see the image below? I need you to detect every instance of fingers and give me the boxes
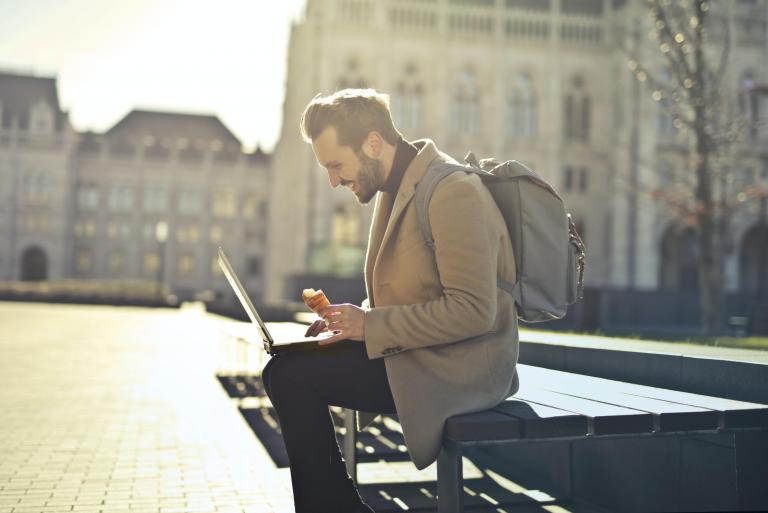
[304,319,328,337]
[318,331,348,346]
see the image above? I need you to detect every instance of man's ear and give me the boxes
[361,131,383,159]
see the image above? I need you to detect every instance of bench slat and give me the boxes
[492,399,589,438]
[514,388,655,435]
[518,366,720,432]
[444,410,522,442]
[518,364,768,430]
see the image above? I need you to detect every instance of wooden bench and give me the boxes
[216,320,768,511]
[343,363,768,513]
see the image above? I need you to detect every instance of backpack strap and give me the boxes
[414,161,494,247]
[414,160,522,306]
[413,161,469,249]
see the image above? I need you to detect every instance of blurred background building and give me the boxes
[266,0,768,322]
[1,0,766,333]
[0,72,270,304]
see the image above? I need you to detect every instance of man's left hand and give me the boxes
[318,303,365,345]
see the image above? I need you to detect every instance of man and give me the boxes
[261,89,520,513]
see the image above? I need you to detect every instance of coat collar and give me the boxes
[365,139,441,289]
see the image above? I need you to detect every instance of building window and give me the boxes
[247,256,262,277]
[564,75,590,141]
[107,223,118,240]
[739,71,760,140]
[24,214,49,232]
[22,174,51,205]
[331,204,361,246]
[564,166,573,192]
[143,252,161,274]
[451,71,480,135]
[76,248,92,273]
[211,256,223,277]
[30,101,54,135]
[108,185,133,212]
[579,168,588,192]
[210,225,224,243]
[143,186,168,213]
[176,225,200,244]
[337,57,367,90]
[241,194,262,220]
[76,220,96,238]
[107,250,125,274]
[506,73,536,138]
[391,64,423,132]
[76,185,99,211]
[657,69,675,135]
[178,189,202,215]
[177,254,196,276]
[212,189,237,218]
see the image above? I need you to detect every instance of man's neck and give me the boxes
[379,141,397,182]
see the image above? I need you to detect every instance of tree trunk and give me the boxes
[693,0,724,336]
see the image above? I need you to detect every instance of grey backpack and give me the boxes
[414,152,586,323]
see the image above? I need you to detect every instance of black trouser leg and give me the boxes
[262,340,396,513]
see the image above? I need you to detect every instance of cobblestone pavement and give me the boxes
[0,301,295,513]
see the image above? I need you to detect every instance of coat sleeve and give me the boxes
[364,174,500,360]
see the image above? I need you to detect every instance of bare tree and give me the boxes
[622,0,767,336]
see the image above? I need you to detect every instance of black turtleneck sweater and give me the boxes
[380,138,418,195]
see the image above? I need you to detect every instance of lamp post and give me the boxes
[155,221,168,301]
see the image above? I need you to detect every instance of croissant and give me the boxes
[302,288,330,313]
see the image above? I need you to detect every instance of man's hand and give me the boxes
[315,303,366,346]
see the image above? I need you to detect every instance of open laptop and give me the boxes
[217,247,333,355]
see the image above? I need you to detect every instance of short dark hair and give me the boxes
[300,88,401,149]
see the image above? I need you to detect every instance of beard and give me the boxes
[353,151,384,205]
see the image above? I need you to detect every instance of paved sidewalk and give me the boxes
[0,301,294,513]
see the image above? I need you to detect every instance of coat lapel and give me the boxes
[364,191,394,305]
[370,140,441,279]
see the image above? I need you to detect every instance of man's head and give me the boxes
[300,89,401,204]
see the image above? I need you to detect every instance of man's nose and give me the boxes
[328,170,341,188]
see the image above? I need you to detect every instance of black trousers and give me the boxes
[262,340,397,513]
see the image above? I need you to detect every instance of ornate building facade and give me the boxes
[266,0,768,303]
[0,72,270,303]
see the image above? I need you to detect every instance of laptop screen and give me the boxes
[217,247,273,347]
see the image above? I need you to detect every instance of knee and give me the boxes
[261,356,277,399]
[261,354,298,403]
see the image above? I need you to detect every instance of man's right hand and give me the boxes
[304,319,329,337]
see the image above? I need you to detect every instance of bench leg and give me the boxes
[343,408,357,484]
[735,430,768,510]
[437,441,463,513]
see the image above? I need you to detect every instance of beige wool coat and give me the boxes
[357,139,520,470]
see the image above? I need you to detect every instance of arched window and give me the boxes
[451,71,479,135]
[20,246,48,281]
[337,57,367,90]
[391,63,423,132]
[564,75,590,141]
[506,73,536,138]
[659,225,699,291]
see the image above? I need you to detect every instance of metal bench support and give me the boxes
[437,440,464,513]
[343,408,358,483]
